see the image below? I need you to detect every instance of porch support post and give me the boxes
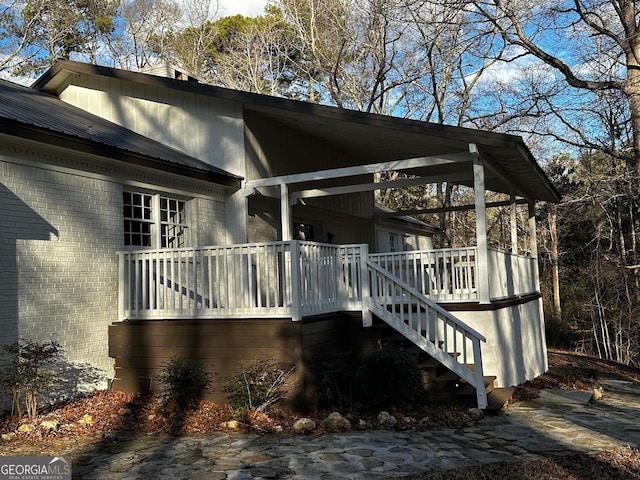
[528,201,540,288]
[471,145,490,303]
[510,190,518,255]
[360,243,372,327]
[290,240,302,321]
[280,183,293,241]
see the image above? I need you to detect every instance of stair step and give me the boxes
[437,370,461,381]
[419,352,462,371]
[485,387,516,413]
[418,357,441,370]
[456,376,497,397]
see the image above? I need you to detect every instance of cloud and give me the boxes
[218,0,268,17]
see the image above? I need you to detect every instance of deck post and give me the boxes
[281,183,293,241]
[471,145,490,304]
[290,240,302,321]
[528,202,540,288]
[118,252,126,321]
[510,190,518,255]
[360,243,372,326]
[472,336,488,409]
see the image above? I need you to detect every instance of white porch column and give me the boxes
[510,191,518,255]
[280,183,293,241]
[528,201,540,288]
[472,146,491,303]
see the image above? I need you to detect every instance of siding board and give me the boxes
[109,313,367,409]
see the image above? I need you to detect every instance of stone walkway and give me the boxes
[71,379,640,479]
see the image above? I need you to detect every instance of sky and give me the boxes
[217,0,269,17]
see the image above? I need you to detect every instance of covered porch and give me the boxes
[114,133,559,410]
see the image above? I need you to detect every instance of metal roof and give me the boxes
[0,78,240,187]
[33,60,560,203]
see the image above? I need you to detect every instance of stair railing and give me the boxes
[366,259,488,409]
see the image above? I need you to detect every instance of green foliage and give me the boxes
[224,358,294,413]
[157,357,212,409]
[354,348,423,412]
[0,339,64,418]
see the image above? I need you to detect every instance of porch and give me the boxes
[118,242,539,321]
[116,241,540,409]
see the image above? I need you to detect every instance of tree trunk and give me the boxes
[549,204,561,320]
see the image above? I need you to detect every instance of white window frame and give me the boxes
[389,233,398,252]
[123,190,189,249]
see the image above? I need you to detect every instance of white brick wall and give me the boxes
[0,158,230,412]
[192,197,227,246]
[0,161,121,410]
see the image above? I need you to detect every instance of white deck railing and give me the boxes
[118,241,367,321]
[118,243,540,321]
[366,259,487,409]
[369,247,479,302]
[487,248,538,300]
[117,241,515,409]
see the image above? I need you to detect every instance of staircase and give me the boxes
[365,259,496,410]
[376,328,515,412]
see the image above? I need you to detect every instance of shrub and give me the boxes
[0,339,64,418]
[224,358,294,413]
[317,351,356,411]
[354,348,423,412]
[157,357,212,409]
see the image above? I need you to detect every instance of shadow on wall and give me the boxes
[0,183,59,411]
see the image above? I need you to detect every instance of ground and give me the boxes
[1,348,640,478]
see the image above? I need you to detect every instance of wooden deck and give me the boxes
[113,241,540,409]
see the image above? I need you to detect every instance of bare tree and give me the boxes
[468,0,640,173]
[208,15,298,95]
[104,0,182,70]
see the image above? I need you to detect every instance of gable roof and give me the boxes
[33,60,560,203]
[375,204,439,234]
[0,78,241,188]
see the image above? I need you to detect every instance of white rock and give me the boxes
[40,419,60,430]
[377,411,397,428]
[292,417,316,433]
[320,412,351,431]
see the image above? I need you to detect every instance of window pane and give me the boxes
[160,196,187,248]
[123,192,154,247]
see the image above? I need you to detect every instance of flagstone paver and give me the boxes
[5,379,640,479]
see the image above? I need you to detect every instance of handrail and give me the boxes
[366,259,487,409]
[369,247,479,302]
[117,241,365,321]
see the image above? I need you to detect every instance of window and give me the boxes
[294,222,314,241]
[389,233,397,252]
[123,191,188,248]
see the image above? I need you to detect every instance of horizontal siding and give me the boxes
[109,314,366,409]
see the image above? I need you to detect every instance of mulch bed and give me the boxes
[3,348,640,478]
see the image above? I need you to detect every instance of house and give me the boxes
[375,204,438,252]
[0,60,560,412]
